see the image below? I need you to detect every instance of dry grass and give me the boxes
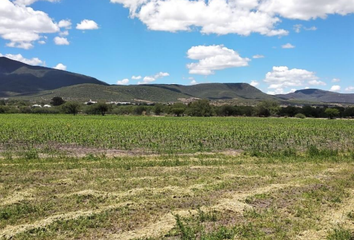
[0,153,353,239]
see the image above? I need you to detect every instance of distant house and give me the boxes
[32,104,42,108]
[116,102,131,105]
[85,99,97,105]
[43,104,51,108]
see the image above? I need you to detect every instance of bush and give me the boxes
[295,113,306,119]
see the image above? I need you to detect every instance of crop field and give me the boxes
[0,115,354,239]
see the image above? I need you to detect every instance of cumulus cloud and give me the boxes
[186,45,250,75]
[117,78,130,85]
[332,78,340,82]
[264,66,325,94]
[111,0,354,36]
[282,43,295,49]
[76,20,99,30]
[0,53,43,65]
[54,36,69,45]
[111,0,288,36]
[0,0,59,49]
[132,75,142,80]
[258,0,354,20]
[345,86,354,92]
[58,19,72,29]
[138,72,169,84]
[250,80,259,87]
[330,85,341,92]
[54,63,66,70]
[253,55,265,59]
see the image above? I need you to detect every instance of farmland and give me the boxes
[0,115,354,239]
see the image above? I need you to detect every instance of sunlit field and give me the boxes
[1,115,353,239]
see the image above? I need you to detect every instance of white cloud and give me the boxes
[54,36,69,45]
[294,24,317,33]
[188,77,198,85]
[117,78,130,85]
[76,20,99,30]
[304,26,317,31]
[332,78,340,82]
[138,72,169,84]
[59,31,69,36]
[54,63,66,70]
[0,0,59,49]
[250,80,259,87]
[186,45,250,75]
[38,40,46,44]
[0,53,43,65]
[258,0,354,21]
[190,79,198,85]
[111,0,288,36]
[111,0,354,37]
[330,85,341,92]
[282,43,295,49]
[264,66,325,94]
[253,55,265,59]
[294,24,302,33]
[345,86,354,92]
[14,0,59,6]
[132,75,142,80]
[58,20,72,29]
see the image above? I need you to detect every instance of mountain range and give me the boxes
[1,57,353,104]
[0,57,107,97]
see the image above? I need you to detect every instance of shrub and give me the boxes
[295,113,306,119]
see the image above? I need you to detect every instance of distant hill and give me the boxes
[0,57,107,97]
[150,83,272,100]
[276,89,354,104]
[15,83,275,103]
[3,57,354,104]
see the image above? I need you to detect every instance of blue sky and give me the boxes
[0,0,353,94]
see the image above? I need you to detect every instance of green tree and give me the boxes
[169,103,187,117]
[255,100,280,117]
[186,99,214,117]
[50,96,66,106]
[153,103,164,115]
[61,102,81,115]
[86,103,110,116]
[325,108,340,119]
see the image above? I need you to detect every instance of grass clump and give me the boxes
[327,227,354,240]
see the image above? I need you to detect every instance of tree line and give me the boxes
[1,98,354,119]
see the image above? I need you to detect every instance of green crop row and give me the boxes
[0,114,353,154]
